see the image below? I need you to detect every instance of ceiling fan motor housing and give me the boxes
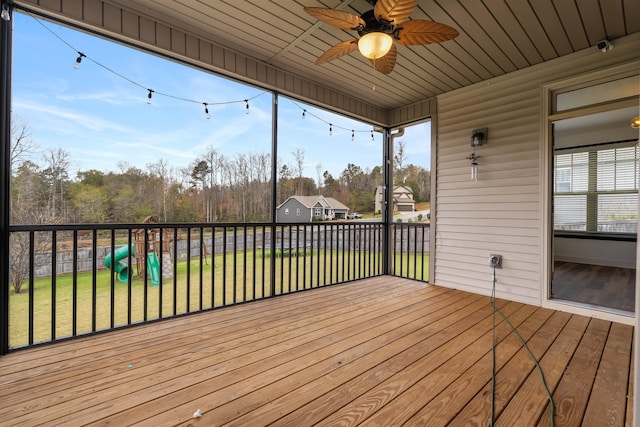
[357,10,394,36]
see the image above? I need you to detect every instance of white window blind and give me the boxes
[554,145,639,234]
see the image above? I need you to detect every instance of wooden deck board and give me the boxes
[0,277,633,427]
[583,322,634,426]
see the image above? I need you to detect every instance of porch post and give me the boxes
[382,127,392,275]
[269,92,278,296]
[0,0,12,355]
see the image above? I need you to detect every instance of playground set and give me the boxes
[104,216,173,286]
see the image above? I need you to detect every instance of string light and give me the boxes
[1,3,10,21]
[73,52,85,70]
[290,101,378,143]
[28,12,378,139]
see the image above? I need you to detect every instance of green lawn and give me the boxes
[9,249,428,348]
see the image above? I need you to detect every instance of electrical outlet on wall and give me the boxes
[489,254,502,268]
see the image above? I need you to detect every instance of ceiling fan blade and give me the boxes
[395,20,459,45]
[370,43,397,74]
[374,0,418,25]
[315,40,359,64]
[303,7,365,31]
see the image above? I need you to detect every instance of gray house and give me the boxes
[276,195,349,223]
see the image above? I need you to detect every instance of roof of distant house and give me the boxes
[277,195,349,210]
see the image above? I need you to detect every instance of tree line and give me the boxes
[10,117,430,225]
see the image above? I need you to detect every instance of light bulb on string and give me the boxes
[302,109,306,119]
[371,130,374,142]
[147,89,154,105]
[244,99,249,114]
[73,52,85,70]
[203,102,210,120]
[0,4,10,21]
[351,130,355,142]
[329,124,333,136]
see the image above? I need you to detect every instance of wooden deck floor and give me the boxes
[0,277,634,426]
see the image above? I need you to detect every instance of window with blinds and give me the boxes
[554,144,639,234]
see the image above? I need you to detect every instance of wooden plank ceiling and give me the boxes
[96,0,640,111]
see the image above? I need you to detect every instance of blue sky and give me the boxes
[12,11,430,180]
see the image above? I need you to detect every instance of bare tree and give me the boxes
[147,159,170,222]
[9,118,47,293]
[292,148,305,195]
[41,148,72,222]
[202,146,224,222]
[316,163,323,195]
[394,139,407,184]
[10,115,38,169]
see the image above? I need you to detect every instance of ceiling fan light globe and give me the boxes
[358,32,393,59]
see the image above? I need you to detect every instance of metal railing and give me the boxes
[391,223,430,281]
[7,221,414,349]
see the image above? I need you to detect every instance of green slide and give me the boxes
[146,252,160,287]
[104,244,160,286]
[104,244,134,282]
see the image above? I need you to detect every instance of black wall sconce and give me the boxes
[467,128,487,181]
[471,128,487,147]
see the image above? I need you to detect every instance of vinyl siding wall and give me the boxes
[434,32,640,306]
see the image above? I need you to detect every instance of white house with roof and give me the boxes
[276,195,349,223]
[375,185,416,213]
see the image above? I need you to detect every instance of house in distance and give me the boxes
[276,195,349,223]
[375,185,416,213]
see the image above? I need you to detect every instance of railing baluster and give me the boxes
[158,228,164,317]
[303,225,308,289]
[341,224,345,282]
[323,224,327,285]
[287,226,292,292]
[222,227,227,305]
[295,225,300,291]
[92,230,97,332]
[172,227,178,316]
[199,226,204,310]
[252,226,256,299]
[243,226,247,301]
[143,227,149,321]
[345,224,349,281]
[211,226,216,307]
[28,231,35,345]
[72,230,78,336]
[51,230,57,341]
[186,227,191,312]
[233,226,238,303]
[127,229,132,324]
[109,229,116,328]
[262,225,272,298]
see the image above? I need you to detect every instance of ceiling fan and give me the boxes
[304,0,459,74]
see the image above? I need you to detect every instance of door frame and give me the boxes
[540,61,639,325]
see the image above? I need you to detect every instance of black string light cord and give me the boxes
[294,101,378,141]
[28,10,264,109]
[22,8,377,140]
[490,265,556,426]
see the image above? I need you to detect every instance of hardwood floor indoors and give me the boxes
[552,261,636,313]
